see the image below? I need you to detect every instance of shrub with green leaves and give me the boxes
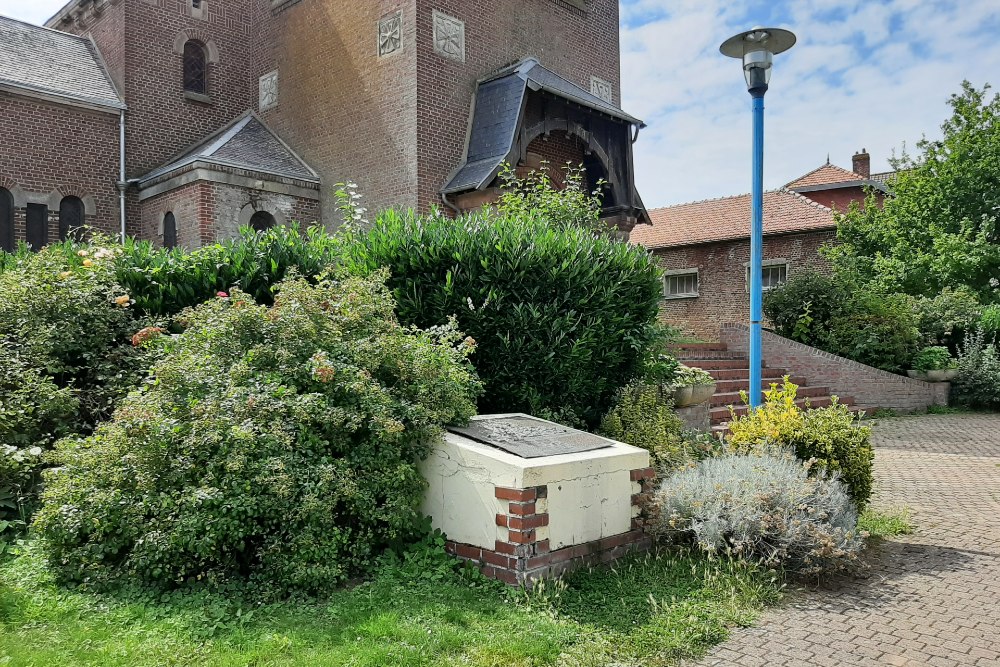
[911,288,982,348]
[33,272,481,596]
[763,270,846,345]
[952,331,1000,410]
[339,207,662,427]
[912,346,955,372]
[727,380,874,510]
[651,448,864,576]
[599,383,688,472]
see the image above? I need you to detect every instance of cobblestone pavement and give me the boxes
[687,414,1000,667]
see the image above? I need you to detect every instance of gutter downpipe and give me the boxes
[440,191,462,216]
[118,109,126,243]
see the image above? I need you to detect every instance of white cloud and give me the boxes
[0,0,66,25]
[622,0,1000,207]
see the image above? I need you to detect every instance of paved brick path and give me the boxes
[688,414,1000,667]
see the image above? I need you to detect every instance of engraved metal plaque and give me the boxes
[448,414,614,459]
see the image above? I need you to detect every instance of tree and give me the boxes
[827,82,1000,303]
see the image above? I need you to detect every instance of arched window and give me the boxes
[163,212,177,249]
[0,188,13,252]
[59,196,85,242]
[183,40,208,94]
[249,210,276,232]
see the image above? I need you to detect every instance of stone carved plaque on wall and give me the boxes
[432,10,465,62]
[378,10,402,57]
[590,76,613,104]
[259,70,279,111]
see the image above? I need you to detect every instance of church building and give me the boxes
[0,0,647,250]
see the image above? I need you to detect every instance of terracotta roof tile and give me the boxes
[630,188,834,250]
[785,163,863,188]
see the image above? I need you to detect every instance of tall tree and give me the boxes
[828,82,1000,302]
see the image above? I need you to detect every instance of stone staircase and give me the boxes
[672,342,854,428]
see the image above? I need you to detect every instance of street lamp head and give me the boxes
[720,27,796,96]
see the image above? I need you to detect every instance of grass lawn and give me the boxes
[0,542,781,667]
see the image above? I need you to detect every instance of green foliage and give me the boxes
[912,346,955,372]
[727,380,875,510]
[0,345,79,449]
[763,270,847,344]
[673,364,716,387]
[952,331,1000,410]
[33,273,481,597]
[980,304,1000,344]
[599,383,688,472]
[764,272,920,372]
[339,204,663,427]
[912,287,982,348]
[822,291,921,374]
[652,448,864,576]
[495,163,607,231]
[0,540,781,667]
[827,82,1000,301]
[858,507,914,538]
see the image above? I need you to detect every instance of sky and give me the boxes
[4,0,1000,208]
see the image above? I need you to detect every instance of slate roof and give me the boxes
[442,58,643,195]
[0,14,123,110]
[785,163,863,188]
[629,189,835,250]
[869,170,898,184]
[139,112,318,184]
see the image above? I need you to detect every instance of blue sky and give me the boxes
[6,0,1000,208]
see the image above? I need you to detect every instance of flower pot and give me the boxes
[925,369,958,382]
[673,385,695,408]
[907,370,927,381]
[688,383,717,407]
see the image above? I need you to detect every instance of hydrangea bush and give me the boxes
[34,272,481,596]
[651,448,864,576]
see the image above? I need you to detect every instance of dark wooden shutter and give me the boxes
[26,203,48,250]
[59,196,85,241]
[163,212,177,249]
[0,188,13,252]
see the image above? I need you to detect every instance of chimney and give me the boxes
[852,148,871,179]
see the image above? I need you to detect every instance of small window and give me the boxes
[59,196,85,242]
[249,210,276,232]
[183,40,208,94]
[163,212,178,249]
[664,270,699,299]
[26,203,48,250]
[746,262,789,291]
[0,188,13,252]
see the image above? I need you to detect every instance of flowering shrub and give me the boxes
[599,382,688,472]
[727,380,874,510]
[952,331,1000,410]
[672,364,716,387]
[34,272,481,596]
[339,204,662,426]
[651,448,864,576]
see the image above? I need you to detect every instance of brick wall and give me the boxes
[654,230,837,340]
[139,181,214,247]
[414,0,621,212]
[720,324,950,413]
[0,94,120,239]
[140,179,320,248]
[256,0,419,220]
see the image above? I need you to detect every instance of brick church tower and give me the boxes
[0,0,646,249]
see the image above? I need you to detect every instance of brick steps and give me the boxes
[677,343,854,426]
[709,384,832,408]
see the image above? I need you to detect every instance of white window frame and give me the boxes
[744,259,789,292]
[663,268,699,299]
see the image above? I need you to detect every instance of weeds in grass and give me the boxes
[859,507,915,538]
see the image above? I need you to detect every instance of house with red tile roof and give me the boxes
[631,151,892,340]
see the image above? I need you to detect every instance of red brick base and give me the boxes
[446,466,657,587]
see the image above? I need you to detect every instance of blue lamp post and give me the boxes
[720,27,796,409]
